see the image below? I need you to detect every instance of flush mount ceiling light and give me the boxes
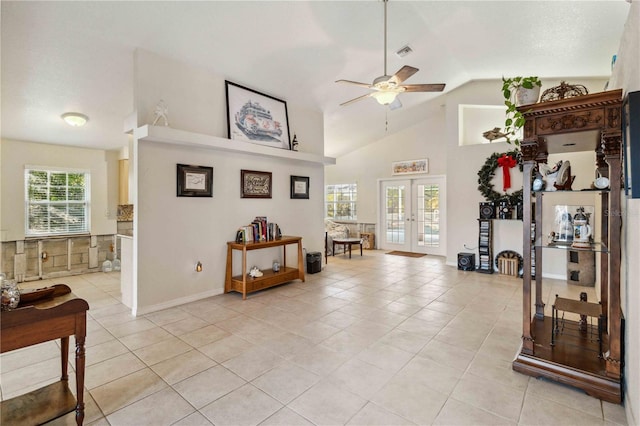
[61,112,89,127]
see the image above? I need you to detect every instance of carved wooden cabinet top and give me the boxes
[520,89,622,159]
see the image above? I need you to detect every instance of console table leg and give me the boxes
[61,336,69,381]
[75,333,86,425]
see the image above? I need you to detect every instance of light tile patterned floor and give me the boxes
[1,251,628,425]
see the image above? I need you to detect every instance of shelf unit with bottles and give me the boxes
[512,89,623,403]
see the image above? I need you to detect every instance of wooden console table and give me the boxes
[1,285,89,425]
[225,236,305,299]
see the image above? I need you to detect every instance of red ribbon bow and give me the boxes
[497,154,517,191]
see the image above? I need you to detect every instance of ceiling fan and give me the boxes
[336,0,445,109]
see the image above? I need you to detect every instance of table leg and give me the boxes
[225,245,232,293]
[360,242,363,256]
[333,240,336,257]
[75,332,86,425]
[348,243,352,259]
[60,337,69,381]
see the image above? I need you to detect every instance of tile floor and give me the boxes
[1,251,628,425]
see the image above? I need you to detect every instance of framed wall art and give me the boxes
[241,170,272,198]
[392,159,428,175]
[290,175,310,199]
[225,81,291,150]
[177,164,213,197]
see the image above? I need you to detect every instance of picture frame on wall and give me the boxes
[290,175,310,199]
[392,159,429,175]
[225,80,291,150]
[177,164,213,197]
[241,170,272,198]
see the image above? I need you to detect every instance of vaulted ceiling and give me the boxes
[1,1,630,158]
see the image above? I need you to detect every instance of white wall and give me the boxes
[325,102,447,224]
[610,2,640,424]
[131,50,327,314]
[134,49,324,157]
[0,139,118,241]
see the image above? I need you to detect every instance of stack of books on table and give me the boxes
[236,217,282,243]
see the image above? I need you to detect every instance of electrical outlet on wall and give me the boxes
[105,209,111,218]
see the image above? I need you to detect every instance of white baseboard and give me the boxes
[133,288,224,316]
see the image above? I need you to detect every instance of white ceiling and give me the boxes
[1,1,631,158]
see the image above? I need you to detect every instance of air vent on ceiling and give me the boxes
[395,45,413,58]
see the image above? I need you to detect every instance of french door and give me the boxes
[379,176,446,256]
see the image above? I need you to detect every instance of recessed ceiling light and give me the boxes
[61,112,89,127]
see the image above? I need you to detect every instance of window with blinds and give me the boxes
[25,168,90,236]
[325,183,357,221]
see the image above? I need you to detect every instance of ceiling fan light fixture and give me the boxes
[373,91,398,105]
[61,112,89,127]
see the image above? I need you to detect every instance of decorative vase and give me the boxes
[1,279,21,310]
[515,86,541,106]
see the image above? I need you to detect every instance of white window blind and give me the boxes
[25,168,90,236]
[325,183,357,221]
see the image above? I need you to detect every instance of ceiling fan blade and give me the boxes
[389,97,402,110]
[389,65,419,85]
[339,93,373,106]
[402,83,446,92]
[335,79,373,89]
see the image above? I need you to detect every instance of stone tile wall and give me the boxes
[0,234,116,281]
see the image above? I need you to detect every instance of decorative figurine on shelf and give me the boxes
[152,99,169,126]
[249,266,263,278]
[572,206,593,248]
[291,134,299,151]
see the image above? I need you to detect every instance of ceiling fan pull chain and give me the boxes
[385,110,388,132]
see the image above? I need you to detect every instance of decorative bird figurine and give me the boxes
[482,127,508,142]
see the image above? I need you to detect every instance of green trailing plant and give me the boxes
[502,76,542,146]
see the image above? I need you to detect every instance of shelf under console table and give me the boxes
[225,236,305,300]
[1,285,89,425]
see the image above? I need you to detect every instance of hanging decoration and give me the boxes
[497,153,517,191]
[477,150,523,205]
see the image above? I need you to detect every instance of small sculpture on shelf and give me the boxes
[248,266,263,278]
[538,160,574,191]
[572,207,593,248]
[152,99,170,126]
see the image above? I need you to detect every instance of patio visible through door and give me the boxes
[380,176,446,256]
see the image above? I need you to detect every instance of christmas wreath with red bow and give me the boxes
[477,150,523,205]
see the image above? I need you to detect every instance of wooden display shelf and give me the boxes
[228,267,300,294]
[225,236,305,299]
[515,89,623,404]
[513,316,621,403]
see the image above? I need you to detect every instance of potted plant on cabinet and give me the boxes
[502,76,542,146]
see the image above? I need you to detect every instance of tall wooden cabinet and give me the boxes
[512,89,624,403]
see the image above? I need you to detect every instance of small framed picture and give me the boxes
[392,159,429,175]
[177,164,213,197]
[241,170,272,198]
[290,175,310,199]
